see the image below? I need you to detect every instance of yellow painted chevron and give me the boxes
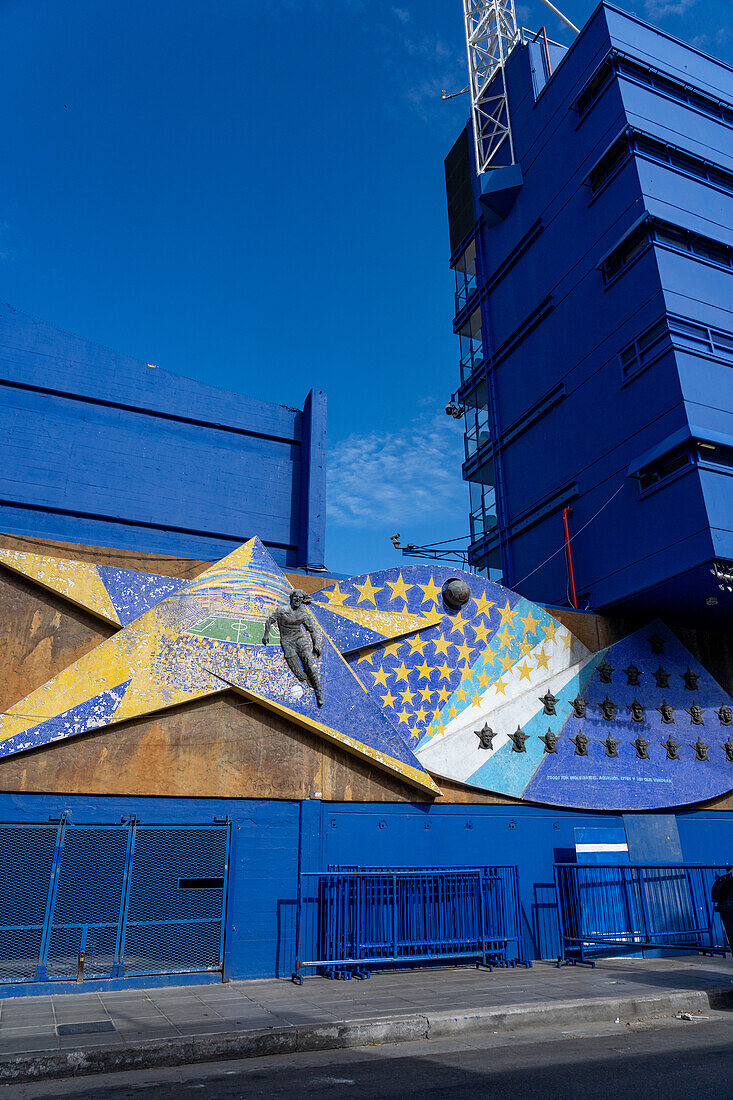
[0,549,120,626]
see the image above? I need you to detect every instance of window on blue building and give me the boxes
[457,308,485,385]
[574,56,614,118]
[587,134,631,195]
[619,318,669,380]
[469,482,497,544]
[602,217,733,286]
[637,448,691,492]
[601,223,650,282]
[463,400,491,460]
[453,239,478,314]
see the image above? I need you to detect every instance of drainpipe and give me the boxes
[562,506,578,608]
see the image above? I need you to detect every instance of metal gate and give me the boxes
[0,818,230,985]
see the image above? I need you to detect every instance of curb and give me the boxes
[1,987,731,1084]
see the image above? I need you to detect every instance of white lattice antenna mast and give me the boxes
[463,0,520,173]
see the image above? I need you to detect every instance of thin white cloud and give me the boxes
[328,411,467,528]
[644,0,696,17]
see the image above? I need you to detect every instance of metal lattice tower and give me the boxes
[463,0,520,173]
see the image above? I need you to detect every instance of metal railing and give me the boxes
[554,862,731,966]
[292,865,529,983]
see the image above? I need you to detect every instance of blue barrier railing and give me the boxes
[292,865,529,983]
[554,862,731,967]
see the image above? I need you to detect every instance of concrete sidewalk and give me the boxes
[1,957,732,1084]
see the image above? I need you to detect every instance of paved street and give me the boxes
[5,1012,733,1099]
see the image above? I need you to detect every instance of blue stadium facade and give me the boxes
[0,302,326,570]
[447,2,733,626]
[0,4,731,1000]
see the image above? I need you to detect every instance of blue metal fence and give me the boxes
[292,865,528,983]
[554,862,731,966]
[0,818,230,985]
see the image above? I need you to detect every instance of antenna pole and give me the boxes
[538,0,580,35]
[463,0,520,173]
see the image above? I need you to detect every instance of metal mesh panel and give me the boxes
[46,826,129,980]
[121,827,227,975]
[0,825,58,983]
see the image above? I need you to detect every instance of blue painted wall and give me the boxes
[448,2,733,626]
[0,303,326,568]
[1,793,731,981]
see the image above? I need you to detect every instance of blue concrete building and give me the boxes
[0,3,731,1001]
[0,302,326,570]
[446,2,733,625]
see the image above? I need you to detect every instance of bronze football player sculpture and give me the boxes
[263,590,324,706]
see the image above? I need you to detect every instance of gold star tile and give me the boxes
[493,677,507,695]
[497,600,516,626]
[396,708,411,725]
[419,686,434,703]
[393,661,412,684]
[437,662,453,683]
[381,689,397,709]
[386,573,414,603]
[400,687,416,706]
[472,620,492,645]
[473,592,496,618]
[371,666,390,688]
[520,608,539,633]
[432,635,452,657]
[517,660,532,681]
[535,649,551,670]
[407,633,428,655]
[495,625,513,649]
[436,687,450,704]
[543,619,559,645]
[499,652,515,673]
[323,582,351,608]
[415,658,433,681]
[455,640,474,664]
[353,575,383,605]
[418,576,442,605]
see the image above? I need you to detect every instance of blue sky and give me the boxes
[1,0,730,576]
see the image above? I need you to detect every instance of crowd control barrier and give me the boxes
[554,862,731,966]
[292,865,529,983]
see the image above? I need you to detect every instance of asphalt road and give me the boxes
[6,1016,733,1100]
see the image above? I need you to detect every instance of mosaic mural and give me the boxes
[0,540,441,796]
[1,547,732,810]
[314,566,733,811]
